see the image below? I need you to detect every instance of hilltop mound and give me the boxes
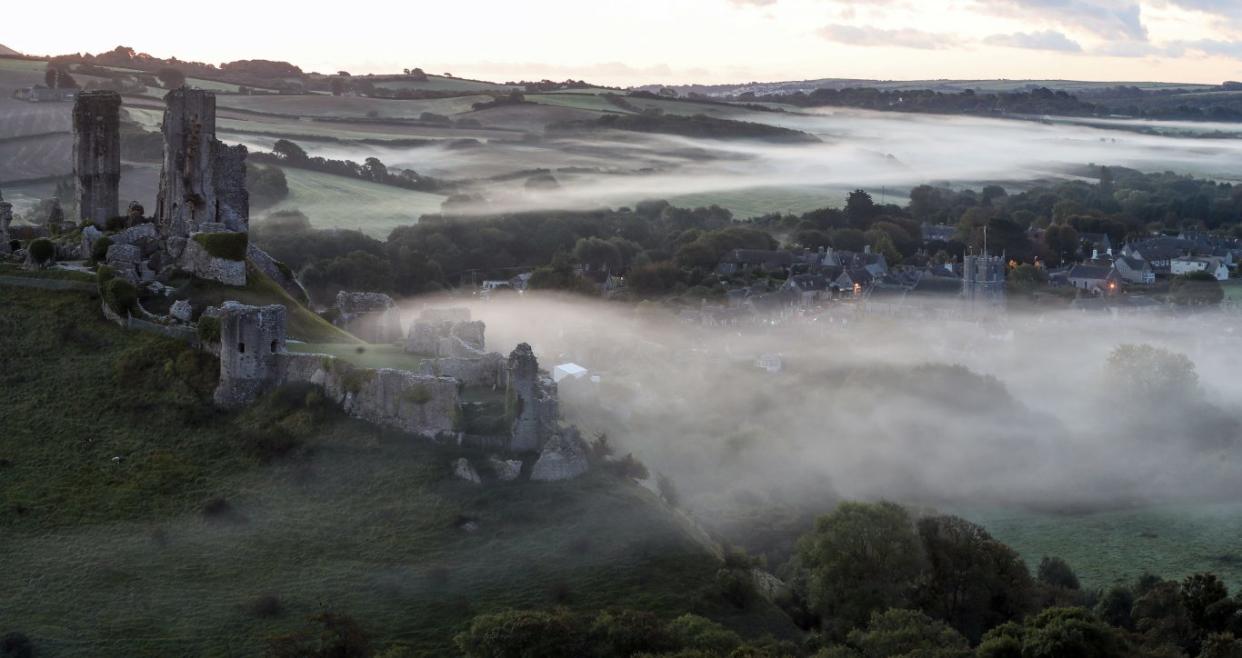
[0,280,798,655]
[0,44,20,56]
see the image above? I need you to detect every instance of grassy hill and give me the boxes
[0,44,19,56]
[0,281,798,656]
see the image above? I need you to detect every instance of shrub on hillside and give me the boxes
[27,238,54,265]
[91,236,114,263]
[193,232,249,261]
[197,315,221,344]
[102,277,138,316]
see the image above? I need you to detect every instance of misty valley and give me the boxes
[4,25,1242,658]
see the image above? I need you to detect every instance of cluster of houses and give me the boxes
[1053,232,1235,295]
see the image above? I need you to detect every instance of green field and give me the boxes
[527,92,628,113]
[0,281,796,656]
[217,93,489,119]
[964,503,1242,590]
[669,185,849,219]
[260,166,445,238]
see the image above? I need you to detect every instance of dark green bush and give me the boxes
[96,265,117,287]
[27,238,54,264]
[102,277,138,316]
[197,315,221,343]
[193,232,249,261]
[91,236,114,263]
[105,216,128,232]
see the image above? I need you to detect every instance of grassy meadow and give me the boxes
[258,167,445,238]
[963,503,1242,590]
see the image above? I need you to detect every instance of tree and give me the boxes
[1043,224,1080,265]
[845,190,877,227]
[628,262,680,296]
[156,67,186,89]
[1007,264,1047,296]
[845,609,971,658]
[272,139,309,163]
[1037,556,1081,591]
[574,237,623,273]
[246,164,289,209]
[914,515,1034,643]
[1170,270,1224,306]
[1019,607,1123,658]
[361,157,389,183]
[1181,573,1231,632]
[1106,344,1198,402]
[797,501,926,635]
[830,228,867,253]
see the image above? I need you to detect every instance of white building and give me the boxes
[1170,256,1229,281]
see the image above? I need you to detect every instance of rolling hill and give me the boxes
[0,44,20,56]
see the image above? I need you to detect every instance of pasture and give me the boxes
[259,167,445,238]
[217,93,489,119]
[966,502,1242,590]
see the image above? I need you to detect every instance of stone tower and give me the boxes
[506,343,559,452]
[156,89,249,239]
[72,91,122,227]
[962,250,1006,307]
[213,302,287,407]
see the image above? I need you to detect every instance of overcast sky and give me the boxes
[6,0,1242,85]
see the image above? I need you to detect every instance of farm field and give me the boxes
[964,502,1242,590]
[217,93,490,119]
[0,133,71,183]
[259,167,445,238]
[668,185,851,220]
[0,95,71,139]
[371,74,519,93]
[526,92,628,113]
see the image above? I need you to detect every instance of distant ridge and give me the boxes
[0,44,20,56]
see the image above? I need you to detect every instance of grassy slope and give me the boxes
[260,166,445,239]
[186,262,358,343]
[0,283,798,656]
[289,343,425,370]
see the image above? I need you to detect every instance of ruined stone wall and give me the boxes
[213,302,288,407]
[72,91,121,227]
[416,353,505,388]
[213,143,249,232]
[506,343,560,452]
[335,291,402,343]
[279,353,461,439]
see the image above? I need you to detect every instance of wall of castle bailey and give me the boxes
[280,354,461,440]
[335,291,402,344]
[506,342,560,453]
[415,352,505,388]
[213,302,288,407]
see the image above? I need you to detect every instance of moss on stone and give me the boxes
[193,232,248,261]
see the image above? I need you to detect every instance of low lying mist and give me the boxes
[398,294,1242,519]
[233,108,1242,219]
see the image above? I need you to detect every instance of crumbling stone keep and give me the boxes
[335,291,402,343]
[72,91,122,227]
[506,343,560,452]
[156,89,249,238]
[213,302,288,407]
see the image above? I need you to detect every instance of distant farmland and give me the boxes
[258,166,445,238]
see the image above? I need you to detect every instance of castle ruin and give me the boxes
[212,302,288,406]
[72,91,122,227]
[156,89,249,238]
[0,189,12,255]
[506,343,560,452]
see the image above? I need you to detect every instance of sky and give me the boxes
[6,0,1242,86]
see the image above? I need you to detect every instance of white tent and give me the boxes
[552,363,589,383]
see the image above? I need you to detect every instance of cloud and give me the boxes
[1159,0,1242,21]
[817,24,962,49]
[984,30,1084,52]
[980,0,1148,41]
